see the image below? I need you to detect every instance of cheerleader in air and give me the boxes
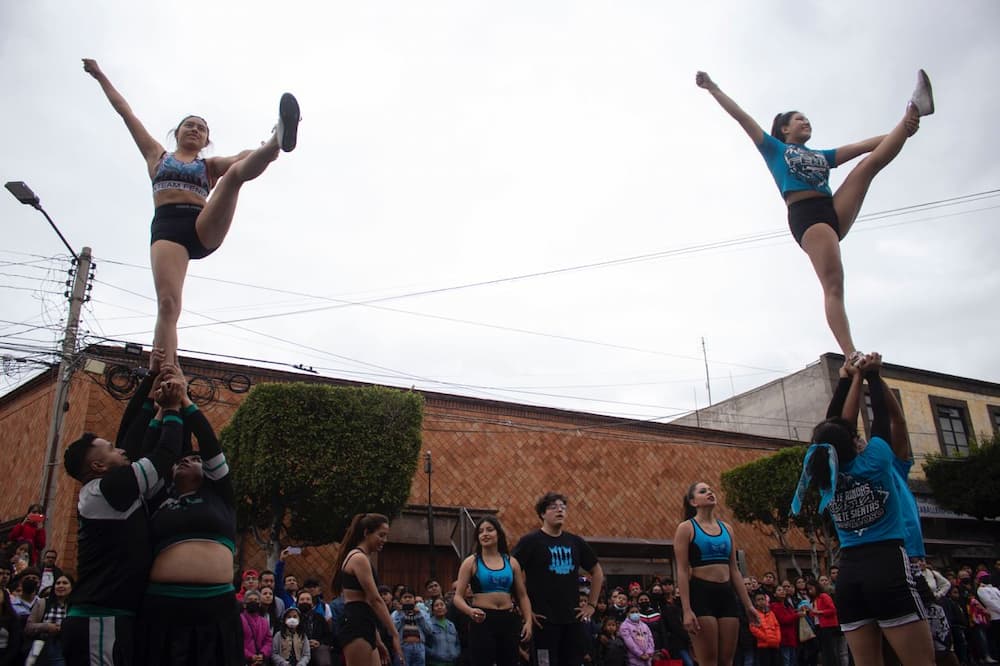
[83,58,300,364]
[696,69,933,364]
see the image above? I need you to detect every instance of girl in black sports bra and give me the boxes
[82,58,300,367]
[331,513,401,666]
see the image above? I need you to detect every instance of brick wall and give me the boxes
[2,350,814,592]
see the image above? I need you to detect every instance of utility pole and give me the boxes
[701,337,712,406]
[425,451,436,579]
[39,247,94,520]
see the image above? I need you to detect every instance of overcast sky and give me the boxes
[2,1,999,424]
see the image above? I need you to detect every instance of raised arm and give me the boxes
[839,363,864,426]
[862,353,910,459]
[82,58,165,168]
[696,71,765,145]
[183,398,234,505]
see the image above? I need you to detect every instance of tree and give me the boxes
[924,431,1000,520]
[720,446,833,577]
[222,382,424,568]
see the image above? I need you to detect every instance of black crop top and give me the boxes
[341,549,378,591]
[150,405,236,554]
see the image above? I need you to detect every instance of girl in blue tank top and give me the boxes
[674,481,759,666]
[82,58,300,366]
[694,69,933,366]
[452,516,533,666]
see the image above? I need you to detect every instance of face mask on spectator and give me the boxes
[246,601,260,613]
[298,603,312,612]
[628,612,641,622]
[640,603,651,612]
[21,579,38,596]
[285,617,299,629]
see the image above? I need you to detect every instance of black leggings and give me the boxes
[469,608,520,666]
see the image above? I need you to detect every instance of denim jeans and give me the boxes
[780,645,796,666]
[402,641,427,666]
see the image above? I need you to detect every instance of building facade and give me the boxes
[0,344,822,592]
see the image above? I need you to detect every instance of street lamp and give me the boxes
[5,181,78,260]
[425,451,436,579]
[5,180,91,541]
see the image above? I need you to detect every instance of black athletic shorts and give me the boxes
[787,196,840,246]
[338,601,378,649]
[150,204,215,260]
[689,577,741,619]
[836,540,926,632]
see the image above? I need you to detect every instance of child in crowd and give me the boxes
[619,604,655,666]
[272,607,310,666]
[391,589,433,666]
[596,617,627,666]
[750,591,781,666]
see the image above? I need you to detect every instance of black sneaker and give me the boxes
[277,93,300,152]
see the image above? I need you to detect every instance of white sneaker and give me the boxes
[910,69,934,116]
[277,93,301,152]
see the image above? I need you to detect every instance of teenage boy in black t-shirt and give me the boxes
[512,492,605,666]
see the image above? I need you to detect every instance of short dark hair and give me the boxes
[535,492,568,518]
[753,590,768,601]
[64,433,99,481]
[303,578,321,589]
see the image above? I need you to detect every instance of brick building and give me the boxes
[1,345,815,592]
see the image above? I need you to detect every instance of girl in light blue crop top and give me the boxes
[695,69,933,365]
[82,58,300,366]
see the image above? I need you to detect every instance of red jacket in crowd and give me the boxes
[771,601,800,647]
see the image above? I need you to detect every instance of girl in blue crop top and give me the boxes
[695,69,933,366]
[82,58,300,367]
[674,481,759,666]
[453,516,533,666]
[792,353,933,665]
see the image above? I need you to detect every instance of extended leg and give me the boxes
[834,105,919,238]
[194,135,281,251]
[800,223,857,357]
[150,241,191,365]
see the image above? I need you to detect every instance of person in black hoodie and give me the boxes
[636,592,667,653]
[296,590,334,665]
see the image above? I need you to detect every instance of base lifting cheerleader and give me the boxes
[792,353,934,665]
[696,70,933,363]
[83,58,300,365]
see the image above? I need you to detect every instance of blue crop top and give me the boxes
[470,554,514,594]
[756,133,838,198]
[688,518,732,567]
[152,152,211,198]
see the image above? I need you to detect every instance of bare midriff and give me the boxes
[785,190,829,206]
[471,591,514,611]
[149,540,233,584]
[691,562,731,584]
[153,190,207,208]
